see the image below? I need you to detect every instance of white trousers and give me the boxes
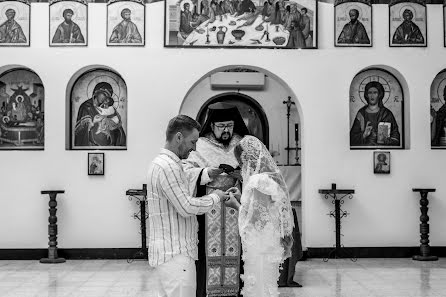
[152,254,196,297]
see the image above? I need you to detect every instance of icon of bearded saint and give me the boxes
[109,8,142,44]
[392,8,424,45]
[0,9,27,43]
[52,8,85,44]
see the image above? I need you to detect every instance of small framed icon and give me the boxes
[88,152,104,175]
[373,151,390,174]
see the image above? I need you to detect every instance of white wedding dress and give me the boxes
[237,136,294,297]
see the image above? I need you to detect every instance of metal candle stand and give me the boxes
[126,184,148,263]
[40,190,66,264]
[319,184,356,262]
[412,188,438,261]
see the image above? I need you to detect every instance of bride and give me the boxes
[226,135,294,297]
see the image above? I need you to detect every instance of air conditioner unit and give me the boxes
[210,72,265,90]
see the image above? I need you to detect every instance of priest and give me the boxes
[183,101,249,297]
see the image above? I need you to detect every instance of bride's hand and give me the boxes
[226,187,241,202]
[224,193,240,210]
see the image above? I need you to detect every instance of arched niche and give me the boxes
[65,65,128,150]
[349,65,410,150]
[430,69,446,149]
[0,65,45,150]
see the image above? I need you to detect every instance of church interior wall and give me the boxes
[0,2,445,253]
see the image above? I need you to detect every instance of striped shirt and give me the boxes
[147,148,220,267]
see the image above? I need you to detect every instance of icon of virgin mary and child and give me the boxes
[74,82,126,147]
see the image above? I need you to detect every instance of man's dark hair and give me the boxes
[166,114,201,141]
[63,8,74,17]
[5,9,16,16]
[403,9,413,20]
[349,9,359,17]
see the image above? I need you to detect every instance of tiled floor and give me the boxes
[0,258,445,297]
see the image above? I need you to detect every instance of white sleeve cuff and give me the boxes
[200,168,212,185]
[209,193,220,204]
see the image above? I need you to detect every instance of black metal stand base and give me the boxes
[412,255,438,261]
[40,257,66,264]
[323,246,357,262]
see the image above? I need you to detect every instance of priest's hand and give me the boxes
[224,193,240,210]
[208,167,224,179]
[226,187,241,203]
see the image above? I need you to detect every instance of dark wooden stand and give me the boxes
[40,190,66,264]
[126,184,148,263]
[412,188,438,261]
[319,184,356,262]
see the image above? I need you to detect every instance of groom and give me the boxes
[147,115,239,297]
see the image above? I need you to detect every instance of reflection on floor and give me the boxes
[0,258,445,297]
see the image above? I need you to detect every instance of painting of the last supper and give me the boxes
[164,0,317,48]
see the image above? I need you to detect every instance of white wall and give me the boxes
[0,2,445,249]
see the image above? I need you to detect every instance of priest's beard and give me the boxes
[214,131,232,146]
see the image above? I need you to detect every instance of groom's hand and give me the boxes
[213,189,229,202]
